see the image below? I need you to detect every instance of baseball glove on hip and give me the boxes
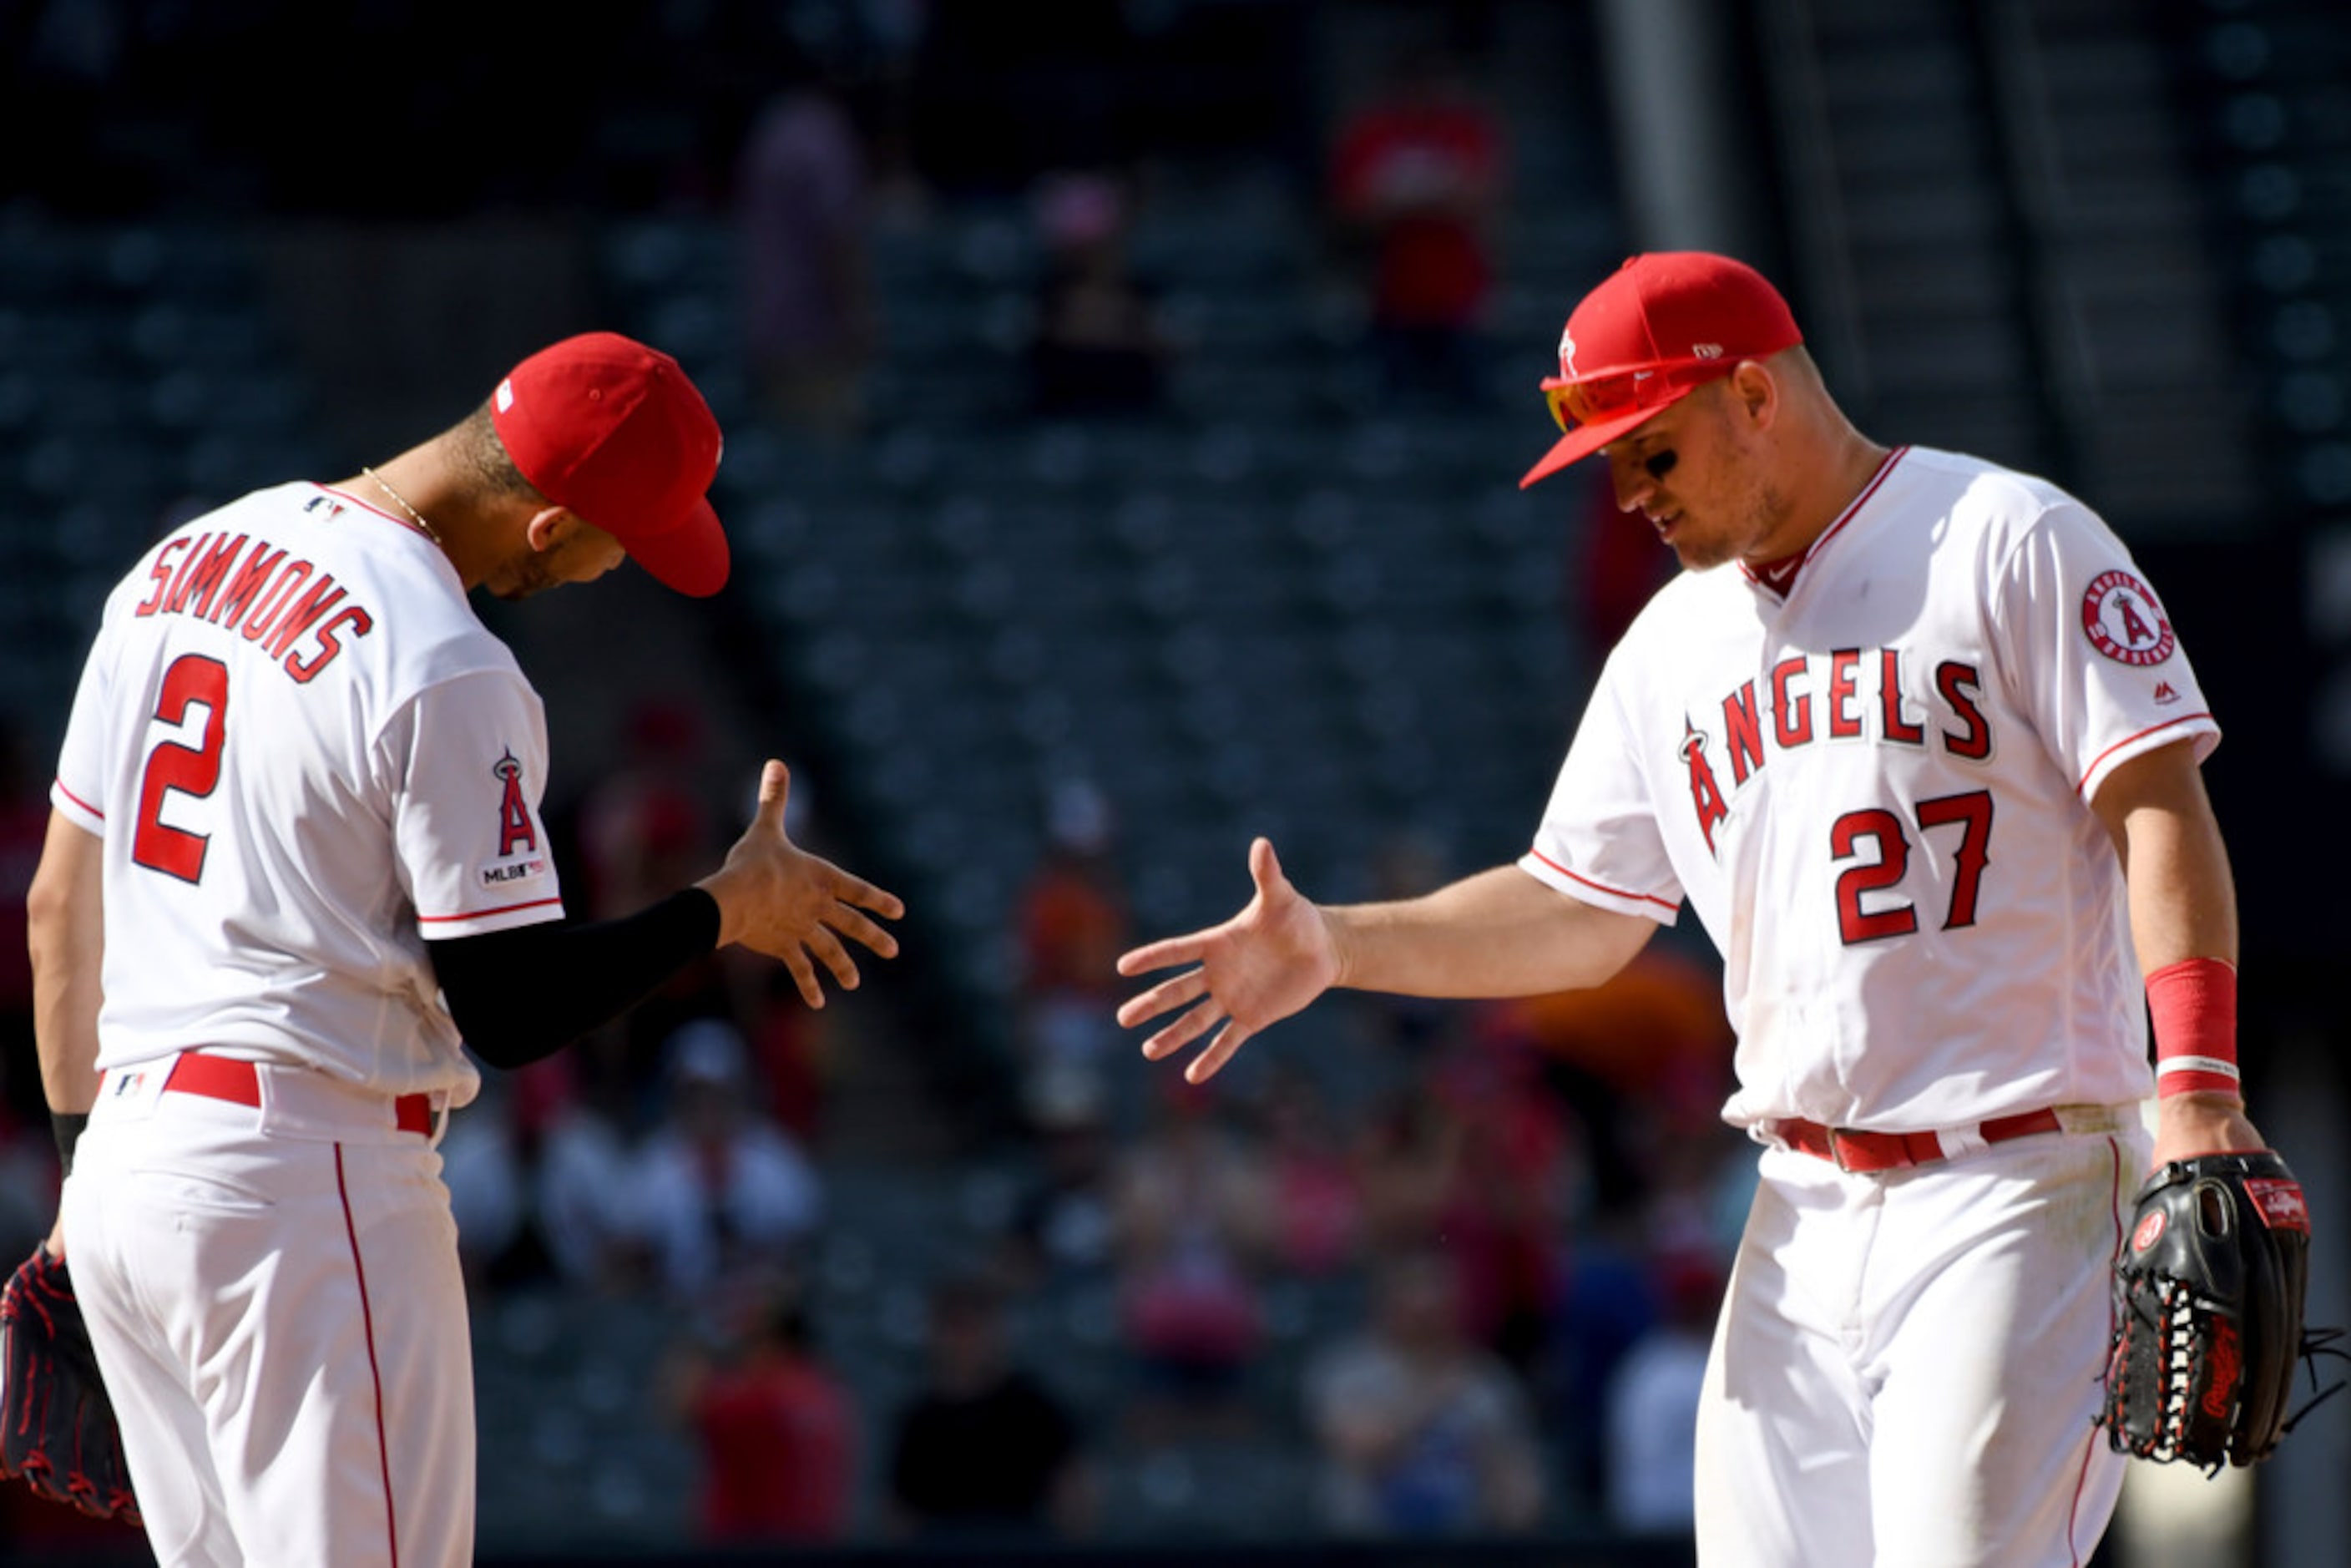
[2099,1150,2341,1469]
[0,1246,142,1525]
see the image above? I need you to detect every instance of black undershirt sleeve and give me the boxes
[425,888,722,1070]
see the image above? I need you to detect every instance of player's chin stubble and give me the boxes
[1676,484,1792,574]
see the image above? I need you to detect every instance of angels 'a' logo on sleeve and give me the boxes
[2080,570,2177,667]
[493,751,539,855]
[479,749,549,888]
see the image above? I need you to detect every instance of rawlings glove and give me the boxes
[0,1246,142,1525]
[2099,1150,2339,1469]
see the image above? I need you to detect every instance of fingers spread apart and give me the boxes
[806,926,861,992]
[1117,967,1207,1030]
[1139,995,1223,1063]
[1117,932,1206,979]
[832,870,905,923]
[828,900,900,959]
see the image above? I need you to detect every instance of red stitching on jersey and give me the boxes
[414,897,562,924]
[336,1145,401,1568]
[1526,850,1679,913]
[53,779,104,820]
[2073,714,2214,797]
[1738,447,1908,590]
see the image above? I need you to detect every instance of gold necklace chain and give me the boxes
[361,466,443,545]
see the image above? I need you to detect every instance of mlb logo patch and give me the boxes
[479,856,548,888]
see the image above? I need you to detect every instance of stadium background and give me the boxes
[1,0,2346,1564]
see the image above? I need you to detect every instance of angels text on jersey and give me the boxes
[1679,646,1991,857]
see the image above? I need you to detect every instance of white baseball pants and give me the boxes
[62,1060,473,1568]
[1694,1117,2149,1568]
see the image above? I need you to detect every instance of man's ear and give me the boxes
[1729,360,1778,431]
[523,505,573,553]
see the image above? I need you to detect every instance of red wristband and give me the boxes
[2146,956,2239,1098]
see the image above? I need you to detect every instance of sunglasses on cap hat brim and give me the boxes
[1519,355,1746,489]
[1540,354,1746,434]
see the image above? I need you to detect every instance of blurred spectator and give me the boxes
[0,716,50,1130]
[1350,1045,1570,1387]
[0,717,57,1265]
[736,43,879,444]
[1427,1034,1572,1382]
[1024,170,1176,417]
[746,964,830,1143]
[633,1019,823,1299]
[1565,461,1676,665]
[669,1284,857,1545]
[885,1272,1093,1543]
[1493,943,1736,1216]
[1258,1064,1363,1277]
[1305,1248,1545,1538]
[1004,1065,1119,1289]
[1352,1083,1457,1257]
[577,697,714,923]
[440,1068,526,1289]
[1542,1196,1662,1512]
[1113,1080,1274,1441]
[1014,776,1130,1115]
[1604,1249,1724,1535]
[1326,44,1506,408]
[532,1064,648,1293]
[0,1064,55,1269]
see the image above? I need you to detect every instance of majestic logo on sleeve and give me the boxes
[2081,570,2176,667]
[493,751,539,857]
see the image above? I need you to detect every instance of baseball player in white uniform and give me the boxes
[1117,253,2276,1565]
[25,331,902,1566]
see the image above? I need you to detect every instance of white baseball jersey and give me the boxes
[51,480,569,1102]
[1520,446,2217,1132]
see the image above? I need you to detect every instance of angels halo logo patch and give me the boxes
[2081,569,2176,667]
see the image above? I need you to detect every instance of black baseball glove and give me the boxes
[0,1246,142,1525]
[2099,1150,2339,1469]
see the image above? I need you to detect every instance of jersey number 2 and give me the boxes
[1830,790,1993,945]
[133,654,230,884]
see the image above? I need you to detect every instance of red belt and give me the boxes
[1776,1107,2064,1173]
[164,1052,436,1137]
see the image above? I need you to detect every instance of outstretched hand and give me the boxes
[1115,837,1339,1083]
[699,761,904,1008]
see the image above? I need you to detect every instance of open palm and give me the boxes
[1115,837,1338,1082]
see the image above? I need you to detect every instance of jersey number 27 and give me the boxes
[133,653,230,884]
[1830,790,1993,945]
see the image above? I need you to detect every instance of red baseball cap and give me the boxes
[1519,252,1804,489]
[491,331,731,596]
